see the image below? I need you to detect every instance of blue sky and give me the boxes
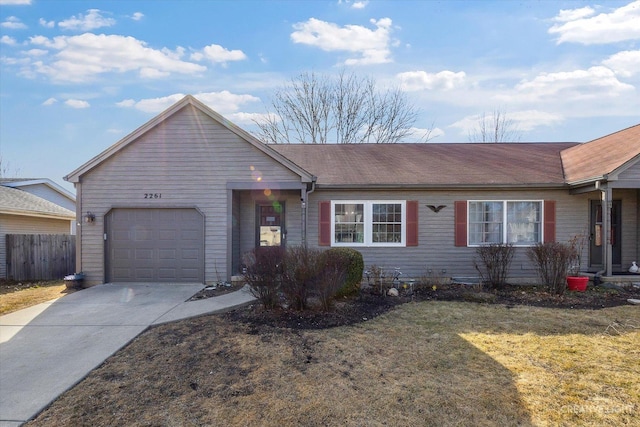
[1,0,639,192]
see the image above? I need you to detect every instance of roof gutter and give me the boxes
[0,210,75,221]
[311,182,571,191]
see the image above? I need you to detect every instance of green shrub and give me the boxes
[242,247,284,309]
[322,248,364,297]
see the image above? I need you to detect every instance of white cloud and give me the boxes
[602,50,640,77]
[131,12,144,21]
[194,91,260,114]
[58,9,116,31]
[2,16,27,29]
[450,110,564,134]
[42,97,57,106]
[553,6,595,22]
[549,1,640,45]
[0,35,17,45]
[0,0,31,5]
[226,111,271,126]
[506,110,565,131]
[291,17,394,65]
[397,70,466,91]
[115,99,136,108]
[338,0,368,9]
[25,33,206,83]
[24,48,47,56]
[192,44,247,64]
[116,91,260,115]
[513,66,635,102]
[65,99,90,109]
[139,67,170,78]
[39,18,55,28]
[116,94,185,113]
[404,126,445,142]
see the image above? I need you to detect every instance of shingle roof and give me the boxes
[271,142,577,187]
[561,124,640,184]
[0,186,75,219]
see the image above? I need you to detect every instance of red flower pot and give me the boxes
[567,276,588,292]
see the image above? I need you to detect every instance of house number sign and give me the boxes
[144,193,162,199]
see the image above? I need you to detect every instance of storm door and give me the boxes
[256,203,286,248]
[589,200,621,267]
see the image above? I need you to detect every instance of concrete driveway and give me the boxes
[0,282,254,426]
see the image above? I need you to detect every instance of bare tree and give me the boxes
[255,71,429,144]
[0,155,20,178]
[468,109,522,143]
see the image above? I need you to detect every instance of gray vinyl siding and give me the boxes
[618,161,640,180]
[231,191,241,274]
[306,188,593,282]
[0,214,71,279]
[77,105,303,285]
[616,189,638,269]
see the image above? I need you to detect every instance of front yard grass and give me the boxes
[26,300,639,426]
[0,280,73,316]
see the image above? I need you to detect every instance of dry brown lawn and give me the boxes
[0,280,74,315]
[26,300,639,426]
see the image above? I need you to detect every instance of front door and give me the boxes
[589,200,621,268]
[256,203,285,248]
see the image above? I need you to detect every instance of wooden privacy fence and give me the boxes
[6,234,76,281]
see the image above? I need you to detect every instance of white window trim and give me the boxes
[331,200,406,247]
[467,200,544,247]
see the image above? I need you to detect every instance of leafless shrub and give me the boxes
[527,242,574,295]
[474,243,515,289]
[316,251,348,311]
[281,246,322,311]
[242,247,284,309]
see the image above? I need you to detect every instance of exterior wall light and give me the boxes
[84,212,96,224]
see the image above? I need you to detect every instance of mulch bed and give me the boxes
[217,282,640,331]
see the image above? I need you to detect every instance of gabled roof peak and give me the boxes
[65,95,315,184]
[561,122,640,184]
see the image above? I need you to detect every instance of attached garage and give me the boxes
[105,208,204,283]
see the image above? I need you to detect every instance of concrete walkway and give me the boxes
[0,283,255,427]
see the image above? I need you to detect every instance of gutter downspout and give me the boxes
[604,186,613,278]
[74,181,82,277]
[301,178,317,249]
[594,185,612,283]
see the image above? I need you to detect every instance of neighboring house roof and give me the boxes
[65,95,315,185]
[0,185,75,220]
[561,123,640,185]
[0,178,76,202]
[272,142,577,188]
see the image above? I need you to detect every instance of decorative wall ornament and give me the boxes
[426,204,447,213]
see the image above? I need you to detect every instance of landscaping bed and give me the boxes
[222,281,640,330]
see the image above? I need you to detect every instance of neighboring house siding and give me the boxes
[17,184,76,212]
[306,189,592,280]
[77,105,302,285]
[0,214,71,279]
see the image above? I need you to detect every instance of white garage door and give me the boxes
[106,208,204,283]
